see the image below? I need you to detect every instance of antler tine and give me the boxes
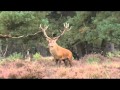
[64,23,69,28]
[39,24,43,31]
[39,24,49,31]
[39,24,42,29]
[68,26,72,31]
[44,25,49,30]
[64,23,72,31]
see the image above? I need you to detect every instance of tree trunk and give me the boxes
[72,42,87,59]
[106,42,115,52]
[0,40,2,57]
[101,39,115,55]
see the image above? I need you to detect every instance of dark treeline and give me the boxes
[0,11,120,60]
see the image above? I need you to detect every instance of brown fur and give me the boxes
[47,38,73,67]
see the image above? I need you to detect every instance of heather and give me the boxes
[0,54,120,79]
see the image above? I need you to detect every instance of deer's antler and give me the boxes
[54,23,72,39]
[39,24,51,39]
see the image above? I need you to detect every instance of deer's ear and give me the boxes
[53,37,58,41]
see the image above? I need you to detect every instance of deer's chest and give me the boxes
[49,47,60,58]
[49,48,57,55]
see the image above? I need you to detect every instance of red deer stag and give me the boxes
[39,23,73,67]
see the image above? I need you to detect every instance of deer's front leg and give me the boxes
[55,59,62,67]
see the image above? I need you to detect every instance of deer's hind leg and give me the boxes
[63,58,73,67]
[62,58,69,67]
[68,59,72,67]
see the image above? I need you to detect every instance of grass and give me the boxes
[7,52,23,61]
[106,51,120,58]
[87,57,100,64]
[0,54,120,79]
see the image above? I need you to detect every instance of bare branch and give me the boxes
[12,31,42,39]
[12,35,24,38]
[0,31,42,39]
[0,34,12,38]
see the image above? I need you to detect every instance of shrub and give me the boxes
[7,52,23,61]
[33,52,41,60]
[106,51,120,58]
[106,52,115,58]
[113,51,120,57]
[87,57,100,64]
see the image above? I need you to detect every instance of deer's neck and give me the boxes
[49,43,59,51]
[49,43,60,58]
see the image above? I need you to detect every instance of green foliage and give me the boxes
[113,51,120,57]
[87,57,100,64]
[0,11,50,50]
[91,12,120,46]
[106,52,115,58]
[106,51,120,58]
[41,18,49,25]
[64,11,120,50]
[0,11,49,36]
[0,11,120,57]
[7,52,23,61]
[64,11,95,46]
[0,12,33,33]
[33,52,41,60]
